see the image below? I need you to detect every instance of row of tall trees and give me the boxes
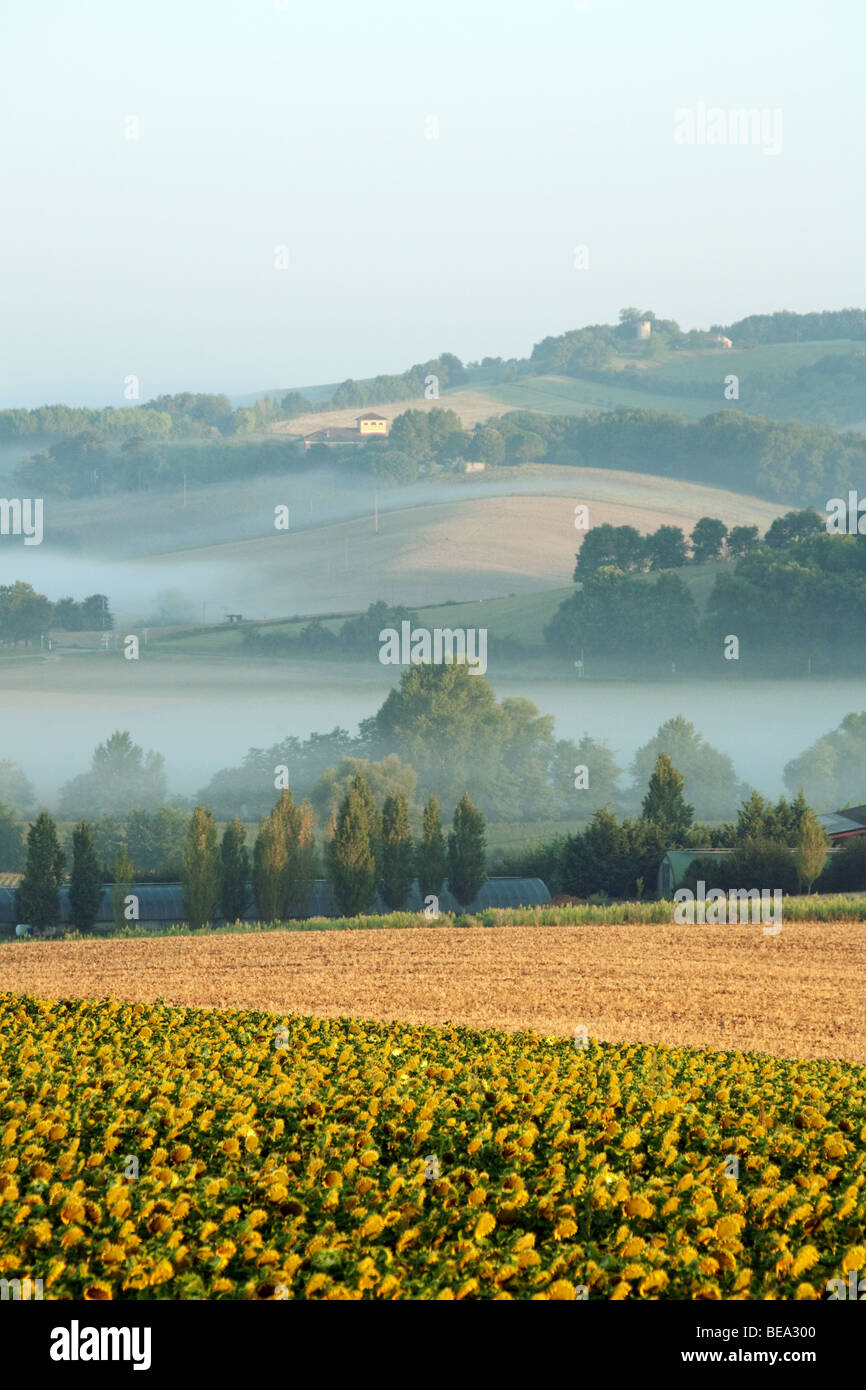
[11,779,487,933]
[327,778,485,915]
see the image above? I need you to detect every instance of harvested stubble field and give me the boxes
[2,921,865,1063]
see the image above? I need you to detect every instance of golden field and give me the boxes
[1,994,864,1301]
[2,920,865,1062]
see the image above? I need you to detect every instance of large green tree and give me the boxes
[690,516,728,564]
[58,731,167,818]
[380,792,414,910]
[328,773,378,917]
[630,716,747,823]
[16,813,65,932]
[182,805,221,929]
[447,794,487,909]
[69,821,103,934]
[252,790,305,922]
[220,816,250,921]
[0,801,24,872]
[416,795,447,901]
[641,753,694,843]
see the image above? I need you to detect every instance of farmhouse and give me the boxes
[303,412,390,450]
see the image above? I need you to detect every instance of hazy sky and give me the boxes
[2,0,863,407]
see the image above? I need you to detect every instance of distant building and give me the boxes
[712,334,734,348]
[462,460,486,473]
[817,805,866,842]
[357,412,389,436]
[302,414,389,450]
[636,320,652,340]
[302,426,367,450]
[225,613,244,625]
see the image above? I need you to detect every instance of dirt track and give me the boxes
[2,922,865,1061]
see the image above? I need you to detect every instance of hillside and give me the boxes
[134,466,786,621]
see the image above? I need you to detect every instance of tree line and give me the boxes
[548,512,866,676]
[10,777,487,935]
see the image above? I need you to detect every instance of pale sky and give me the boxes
[1,0,863,406]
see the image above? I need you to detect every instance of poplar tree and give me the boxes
[182,805,221,929]
[796,811,828,894]
[416,794,447,901]
[69,821,103,934]
[447,794,487,909]
[220,816,250,921]
[111,846,135,930]
[380,792,414,910]
[328,773,377,917]
[252,790,303,921]
[16,812,65,932]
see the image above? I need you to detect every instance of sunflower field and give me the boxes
[1,992,865,1300]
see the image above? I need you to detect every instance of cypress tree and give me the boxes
[447,794,487,909]
[328,773,377,917]
[416,794,447,900]
[69,821,103,934]
[380,792,414,910]
[182,805,221,929]
[252,790,304,922]
[641,753,694,843]
[16,812,65,933]
[111,845,135,930]
[220,816,250,921]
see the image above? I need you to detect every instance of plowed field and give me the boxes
[3,921,864,1061]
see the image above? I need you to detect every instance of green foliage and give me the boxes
[823,836,866,892]
[447,794,487,908]
[328,773,378,917]
[182,805,221,930]
[0,802,24,872]
[58,731,167,819]
[252,790,308,922]
[784,712,866,807]
[16,813,65,931]
[415,795,447,901]
[111,847,135,931]
[380,792,414,910]
[646,525,689,571]
[220,817,250,921]
[548,570,699,671]
[686,838,801,897]
[630,716,747,823]
[795,811,829,893]
[560,809,666,900]
[691,517,728,564]
[69,822,103,934]
[0,761,35,816]
[641,754,694,843]
[0,581,54,645]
